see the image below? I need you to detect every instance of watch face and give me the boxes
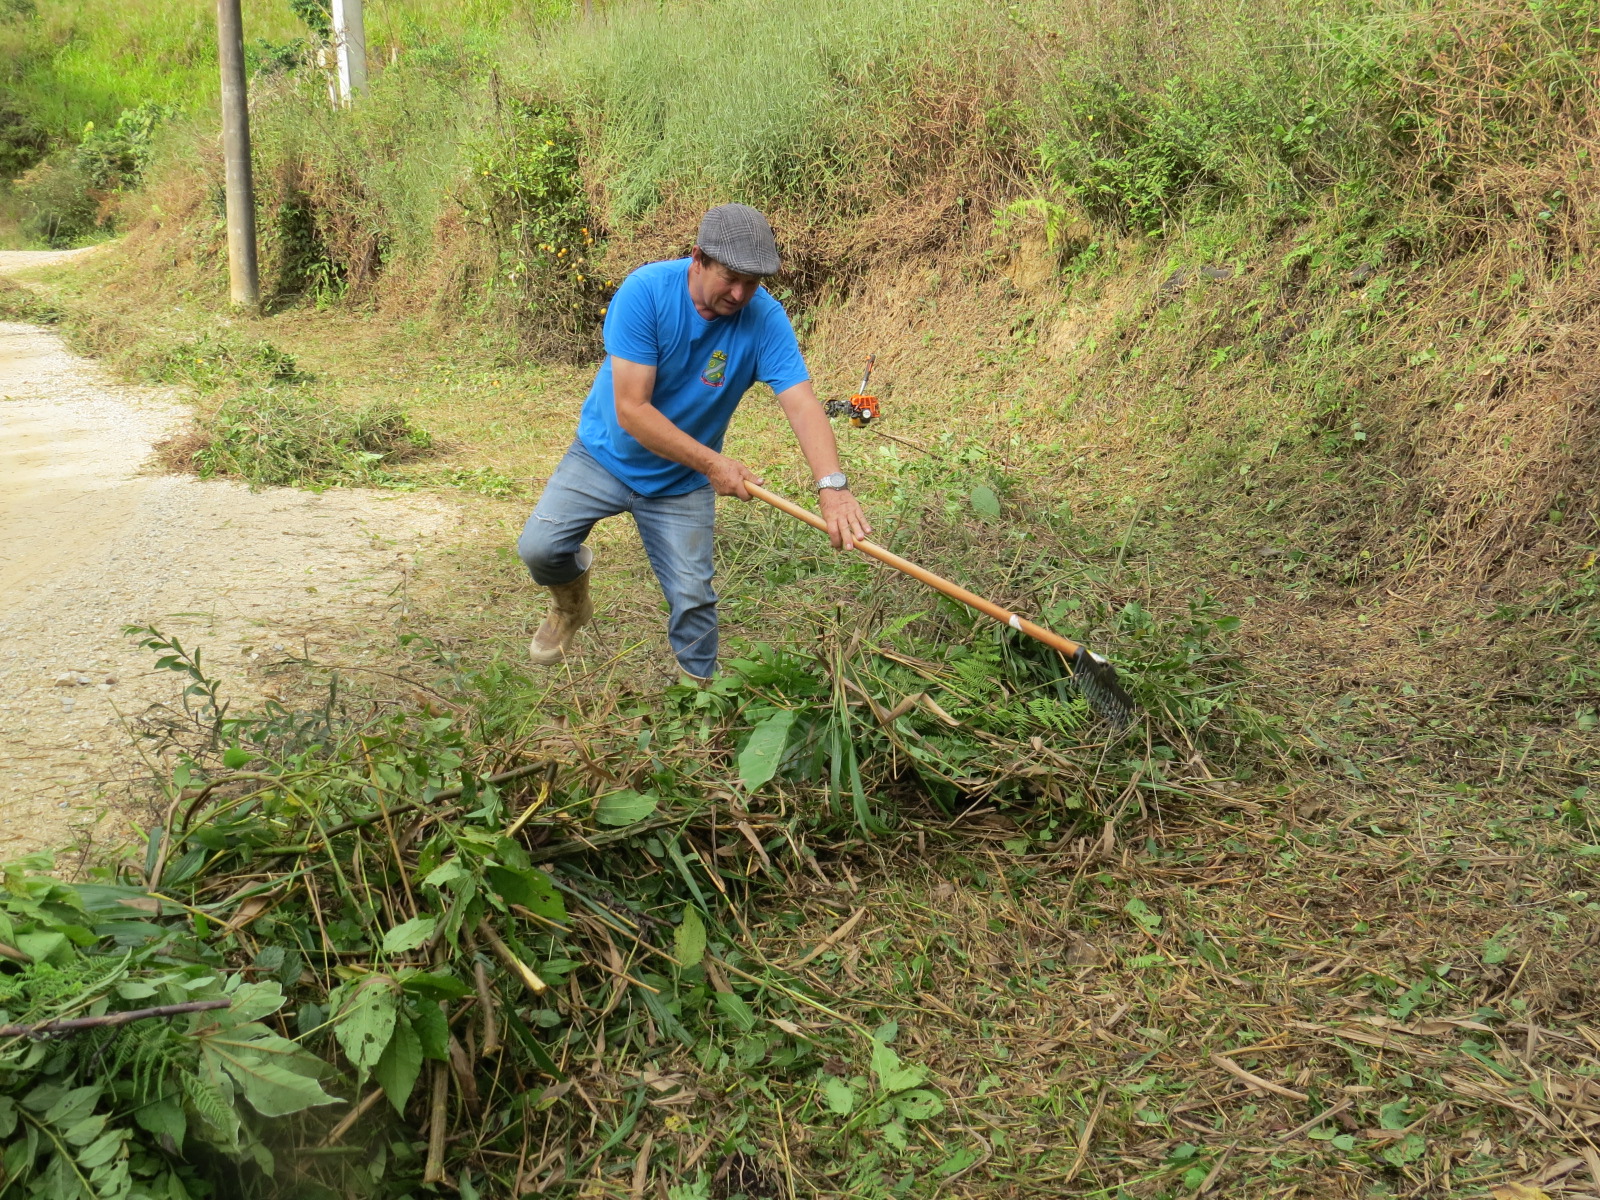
[818,473,847,490]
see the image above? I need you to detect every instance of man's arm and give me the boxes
[775,380,872,550]
[612,356,763,499]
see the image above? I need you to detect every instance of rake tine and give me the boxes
[1067,646,1138,730]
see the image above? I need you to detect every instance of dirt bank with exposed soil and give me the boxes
[0,250,457,858]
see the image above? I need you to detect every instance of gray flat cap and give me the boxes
[696,203,780,276]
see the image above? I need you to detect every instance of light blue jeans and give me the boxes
[517,440,718,678]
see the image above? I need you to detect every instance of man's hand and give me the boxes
[705,453,763,500]
[818,488,872,550]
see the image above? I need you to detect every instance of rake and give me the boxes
[748,484,1139,728]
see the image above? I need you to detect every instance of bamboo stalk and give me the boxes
[478,920,548,995]
[423,1060,449,1184]
[474,959,501,1056]
[322,1088,385,1146]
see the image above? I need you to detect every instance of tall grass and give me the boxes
[514,0,1023,220]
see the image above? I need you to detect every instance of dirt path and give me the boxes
[0,250,456,859]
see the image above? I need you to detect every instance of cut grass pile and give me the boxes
[161,388,433,489]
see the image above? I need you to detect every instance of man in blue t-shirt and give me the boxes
[516,203,871,681]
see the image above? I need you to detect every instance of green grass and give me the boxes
[0,0,542,140]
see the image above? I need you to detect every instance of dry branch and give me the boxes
[0,999,231,1039]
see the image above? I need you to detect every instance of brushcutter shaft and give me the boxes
[746,484,1084,658]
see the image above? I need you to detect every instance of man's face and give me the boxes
[691,250,761,318]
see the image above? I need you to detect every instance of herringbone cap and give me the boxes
[696,203,780,277]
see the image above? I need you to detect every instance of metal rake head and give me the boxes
[1068,645,1139,730]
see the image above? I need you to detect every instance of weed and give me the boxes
[428,464,521,498]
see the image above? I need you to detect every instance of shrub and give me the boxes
[467,99,611,356]
[0,98,47,177]
[13,155,98,246]
[14,102,175,246]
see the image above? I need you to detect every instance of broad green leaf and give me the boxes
[1381,1132,1426,1167]
[381,916,437,955]
[422,860,471,888]
[331,978,399,1076]
[62,1114,106,1146]
[1124,898,1161,930]
[41,1085,99,1125]
[16,931,67,964]
[870,1040,927,1093]
[0,1096,15,1139]
[822,1077,855,1115]
[75,1128,124,1170]
[1482,938,1510,965]
[1378,1100,1414,1130]
[221,1050,339,1117]
[969,485,1001,519]
[132,1094,185,1150]
[881,1120,910,1150]
[222,746,250,769]
[936,1147,980,1176]
[486,866,567,923]
[673,906,706,969]
[714,991,758,1033]
[892,1089,944,1120]
[738,709,796,791]
[594,789,658,827]
[411,999,450,1061]
[222,981,287,1024]
[374,1015,423,1115]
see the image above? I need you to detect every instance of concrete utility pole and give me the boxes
[215,0,258,307]
[332,0,368,104]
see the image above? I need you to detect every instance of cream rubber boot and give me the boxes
[529,546,594,665]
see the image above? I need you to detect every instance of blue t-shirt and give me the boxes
[575,258,809,496]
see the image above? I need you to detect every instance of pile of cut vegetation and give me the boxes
[0,577,1236,1197]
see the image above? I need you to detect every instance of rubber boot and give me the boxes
[529,546,594,665]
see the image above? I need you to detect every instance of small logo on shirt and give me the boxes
[700,350,727,387]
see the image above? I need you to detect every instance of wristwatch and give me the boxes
[815,472,849,491]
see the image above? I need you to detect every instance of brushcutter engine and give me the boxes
[825,354,880,426]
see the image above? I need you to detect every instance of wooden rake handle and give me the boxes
[746,484,1084,658]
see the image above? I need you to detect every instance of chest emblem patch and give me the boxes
[701,350,727,387]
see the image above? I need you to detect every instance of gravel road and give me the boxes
[0,250,455,859]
